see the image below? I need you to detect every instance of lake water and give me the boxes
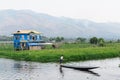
[0,58,120,80]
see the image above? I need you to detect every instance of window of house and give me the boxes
[35,35,37,40]
[32,36,37,40]
[37,35,39,40]
[22,35,24,40]
[32,36,35,40]
[39,35,41,40]
[15,35,20,40]
[30,35,37,41]
[27,35,30,40]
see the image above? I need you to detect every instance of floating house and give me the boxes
[13,30,44,50]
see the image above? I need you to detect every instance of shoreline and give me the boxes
[0,46,120,63]
[0,43,120,63]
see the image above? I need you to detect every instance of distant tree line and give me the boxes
[48,36,120,44]
[49,37,64,42]
[75,37,105,46]
[89,37,105,46]
[1,35,120,45]
[76,37,86,43]
[0,35,13,41]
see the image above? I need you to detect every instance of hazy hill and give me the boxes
[0,9,120,39]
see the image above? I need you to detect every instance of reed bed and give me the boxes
[0,43,120,62]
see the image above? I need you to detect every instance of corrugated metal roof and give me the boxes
[13,30,41,34]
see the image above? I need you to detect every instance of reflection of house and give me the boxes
[13,30,44,50]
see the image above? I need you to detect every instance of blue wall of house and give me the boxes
[13,34,42,50]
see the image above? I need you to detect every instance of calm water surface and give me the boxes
[0,58,120,80]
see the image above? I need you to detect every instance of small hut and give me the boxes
[13,30,44,50]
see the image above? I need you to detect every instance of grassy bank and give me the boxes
[0,43,120,62]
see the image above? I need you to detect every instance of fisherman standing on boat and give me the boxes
[60,55,64,64]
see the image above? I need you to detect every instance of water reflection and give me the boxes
[59,65,64,78]
[13,62,39,69]
[13,62,33,74]
[77,69,100,77]
[14,63,25,68]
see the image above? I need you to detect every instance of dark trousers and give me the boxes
[60,59,63,64]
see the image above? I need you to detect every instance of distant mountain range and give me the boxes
[0,9,120,39]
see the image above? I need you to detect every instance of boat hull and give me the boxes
[61,65,99,71]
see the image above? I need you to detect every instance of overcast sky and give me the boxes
[0,0,120,22]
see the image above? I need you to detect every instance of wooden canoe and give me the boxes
[61,65,99,71]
